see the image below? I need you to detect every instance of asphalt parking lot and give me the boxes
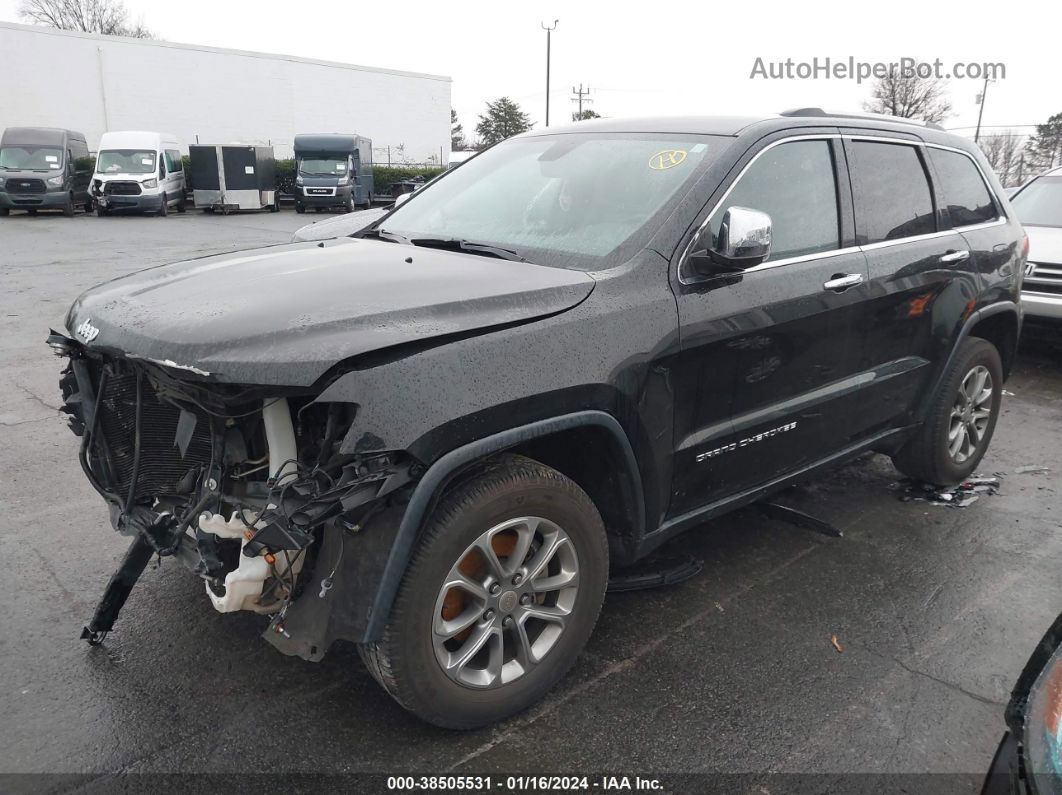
[2,208,1061,788]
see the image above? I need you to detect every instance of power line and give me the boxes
[571,84,592,117]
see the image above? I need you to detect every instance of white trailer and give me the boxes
[0,21,451,164]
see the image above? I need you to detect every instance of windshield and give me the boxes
[0,146,64,171]
[378,132,723,267]
[299,155,350,176]
[96,149,157,174]
[1012,176,1062,228]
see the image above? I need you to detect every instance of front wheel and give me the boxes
[359,455,608,729]
[158,193,168,216]
[63,193,75,217]
[295,202,305,214]
[891,336,1003,485]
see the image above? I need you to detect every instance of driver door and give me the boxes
[669,135,871,517]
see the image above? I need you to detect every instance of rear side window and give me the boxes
[709,139,840,262]
[848,141,936,244]
[928,148,997,227]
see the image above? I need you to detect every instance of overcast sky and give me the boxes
[1,0,1058,142]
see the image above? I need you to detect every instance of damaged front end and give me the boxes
[48,331,413,659]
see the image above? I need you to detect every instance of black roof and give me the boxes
[522,111,973,152]
[1,126,86,146]
[294,134,366,153]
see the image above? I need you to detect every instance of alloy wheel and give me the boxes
[431,516,580,689]
[948,364,994,463]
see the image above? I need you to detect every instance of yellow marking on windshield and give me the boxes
[649,150,688,170]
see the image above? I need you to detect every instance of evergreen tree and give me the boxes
[475,98,533,147]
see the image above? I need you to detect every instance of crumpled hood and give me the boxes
[66,238,595,386]
[1027,225,1062,266]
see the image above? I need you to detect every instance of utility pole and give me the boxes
[571,84,592,118]
[974,76,993,143]
[541,20,558,126]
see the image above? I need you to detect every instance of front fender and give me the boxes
[362,410,644,642]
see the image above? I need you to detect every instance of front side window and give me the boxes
[928,148,998,227]
[0,146,64,171]
[96,149,157,174]
[849,141,936,244]
[706,139,840,263]
[380,132,723,267]
[1011,176,1062,228]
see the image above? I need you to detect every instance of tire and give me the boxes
[359,454,608,729]
[96,205,109,217]
[270,197,280,213]
[891,336,1003,485]
[0,207,9,217]
[176,194,186,213]
[344,194,355,213]
[158,193,168,217]
[295,203,305,214]
[84,199,94,213]
[63,194,75,217]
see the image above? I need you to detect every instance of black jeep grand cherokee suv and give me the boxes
[51,110,1026,728]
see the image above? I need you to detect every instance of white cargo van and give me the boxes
[92,131,186,216]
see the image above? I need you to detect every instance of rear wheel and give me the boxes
[891,336,1003,485]
[359,455,608,729]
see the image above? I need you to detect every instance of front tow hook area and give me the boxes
[81,532,156,646]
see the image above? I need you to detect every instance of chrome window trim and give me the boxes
[677,134,843,285]
[677,133,1009,286]
[740,245,864,274]
[921,141,1008,229]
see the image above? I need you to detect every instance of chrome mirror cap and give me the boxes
[716,206,772,265]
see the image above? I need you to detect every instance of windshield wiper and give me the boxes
[408,237,527,262]
[360,228,410,244]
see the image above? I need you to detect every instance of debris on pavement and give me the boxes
[1014,465,1050,475]
[895,475,1001,507]
[831,634,844,653]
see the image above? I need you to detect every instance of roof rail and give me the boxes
[779,107,945,132]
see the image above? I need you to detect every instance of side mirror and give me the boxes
[688,206,772,276]
[393,191,412,208]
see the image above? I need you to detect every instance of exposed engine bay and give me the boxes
[48,331,413,655]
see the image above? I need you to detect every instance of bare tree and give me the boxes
[980,130,1025,187]
[862,66,952,124]
[19,0,154,38]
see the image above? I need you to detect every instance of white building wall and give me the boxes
[0,22,451,163]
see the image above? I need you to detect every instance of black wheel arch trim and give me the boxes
[362,410,645,642]
[915,300,1020,423]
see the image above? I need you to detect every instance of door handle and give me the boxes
[940,249,970,263]
[823,273,864,291]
